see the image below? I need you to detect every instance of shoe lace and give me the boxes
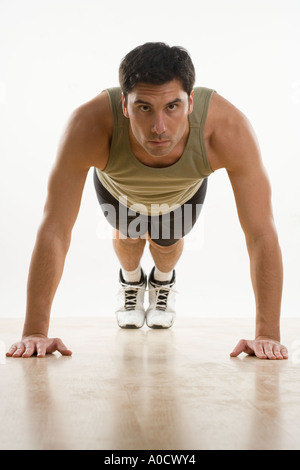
[148,282,178,311]
[119,283,145,311]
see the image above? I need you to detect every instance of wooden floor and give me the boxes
[1,317,300,450]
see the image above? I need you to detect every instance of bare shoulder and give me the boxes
[206,93,276,241]
[42,91,113,237]
[60,90,113,170]
[206,92,262,173]
[74,89,113,135]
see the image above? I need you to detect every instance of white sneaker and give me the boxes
[146,267,177,329]
[115,269,147,329]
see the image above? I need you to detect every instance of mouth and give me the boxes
[148,140,170,147]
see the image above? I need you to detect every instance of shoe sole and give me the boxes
[117,323,144,329]
[147,322,174,329]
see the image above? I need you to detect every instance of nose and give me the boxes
[151,112,167,135]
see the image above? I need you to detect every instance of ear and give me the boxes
[188,90,194,115]
[122,93,129,118]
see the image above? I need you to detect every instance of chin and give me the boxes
[145,144,173,158]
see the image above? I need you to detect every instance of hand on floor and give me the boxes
[230,337,288,360]
[6,336,72,358]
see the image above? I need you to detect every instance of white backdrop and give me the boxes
[0,0,299,321]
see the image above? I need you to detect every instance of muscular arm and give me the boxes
[7,92,112,357]
[208,94,287,359]
[23,143,90,339]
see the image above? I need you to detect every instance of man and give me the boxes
[7,43,288,360]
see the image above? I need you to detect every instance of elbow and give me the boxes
[245,225,281,252]
[37,220,72,249]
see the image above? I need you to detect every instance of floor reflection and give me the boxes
[21,354,72,450]
[113,327,187,449]
[7,324,297,450]
[230,355,286,450]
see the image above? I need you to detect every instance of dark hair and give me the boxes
[119,42,196,101]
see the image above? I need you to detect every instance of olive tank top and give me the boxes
[95,86,215,216]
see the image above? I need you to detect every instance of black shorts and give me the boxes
[93,169,207,247]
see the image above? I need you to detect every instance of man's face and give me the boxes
[122,80,194,158]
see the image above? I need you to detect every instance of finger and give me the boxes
[280,347,289,360]
[6,345,18,357]
[264,343,277,361]
[12,343,26,358]
[253,342,267,360]
[54,338,72,356]
[22,341,36,358]
[273,344,284,360]
[230,339,246,357]
[36,341,46,358]
[230,339,253,357]
[263,342,276,360]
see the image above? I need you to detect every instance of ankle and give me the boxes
[153,266,174,283]
[122,264,142,283]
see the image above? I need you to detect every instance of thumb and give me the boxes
[57,339,72,356]
[49,338,72,356]
[230,339,248,357]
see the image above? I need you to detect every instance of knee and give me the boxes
[148,236,183,253]
[113,229,146,246]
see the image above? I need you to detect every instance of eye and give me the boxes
[139,105,151,112]
[168,104,178,111]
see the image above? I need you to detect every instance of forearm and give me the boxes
[247,233,283,341]
[22,227,70,338]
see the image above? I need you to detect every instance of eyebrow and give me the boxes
[134,98,183,106]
